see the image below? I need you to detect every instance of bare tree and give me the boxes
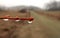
[46,1,60,11]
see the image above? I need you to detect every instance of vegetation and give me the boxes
[45,1,60,11]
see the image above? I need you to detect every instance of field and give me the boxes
[0,10,60,38]
[38,11,60,20]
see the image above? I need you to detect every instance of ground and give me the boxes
[17,11,60,38]
[0,11,60,38]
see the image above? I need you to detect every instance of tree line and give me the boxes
[45,1,60,11]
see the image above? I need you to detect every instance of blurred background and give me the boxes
[0,0,60,38]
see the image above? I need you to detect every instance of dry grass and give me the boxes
[0,10,60,38]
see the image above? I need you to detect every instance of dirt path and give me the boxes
[17,11,60,38]
[0,11,60,38]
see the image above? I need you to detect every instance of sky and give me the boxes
[0,0,60,8]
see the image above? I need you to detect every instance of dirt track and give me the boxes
[0,11,60,38]
[16,11,60,38]
[16,12,49,38]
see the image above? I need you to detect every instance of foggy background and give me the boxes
[0,0,60,11]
